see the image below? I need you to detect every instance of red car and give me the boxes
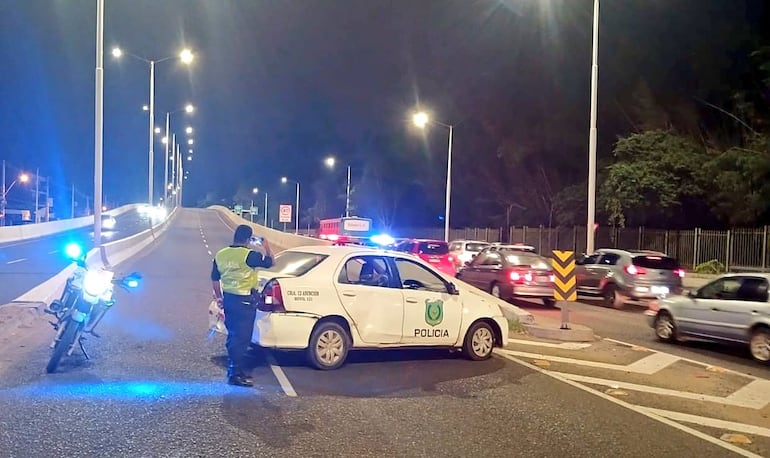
[393,239,457,276]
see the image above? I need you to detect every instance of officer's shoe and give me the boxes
[227,374,254,387]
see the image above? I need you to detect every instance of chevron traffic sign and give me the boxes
[552,250,577,301]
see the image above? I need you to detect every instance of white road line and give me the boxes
[507,338,592,350]
[205,244,209,248]
[207,251,212,256]
[266,354,297,397]
[496,348,677,375]
[494,351,763,458]
[550,371,760,409]
[639,407,770,439]
[6,258,26,265]
[726,379,770,409]
[624,352,680,374]
[48,250,59,254]
[603,337,764,382]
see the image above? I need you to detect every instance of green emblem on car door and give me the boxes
[425,299,444,326]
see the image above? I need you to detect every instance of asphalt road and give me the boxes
[512,296,770,378]
[0,208,748,457]
[0,210,153,305]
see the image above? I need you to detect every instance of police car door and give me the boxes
[392,256,462,346]
[334,255,404,344]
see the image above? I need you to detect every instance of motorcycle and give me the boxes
[44,242,141,373]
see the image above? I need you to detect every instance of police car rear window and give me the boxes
[465,242,489,252]
[263,252,328,277]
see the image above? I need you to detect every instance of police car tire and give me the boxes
[463,321,495,361]
[307,322,350,370]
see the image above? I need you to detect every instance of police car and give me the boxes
[253,245,509,370]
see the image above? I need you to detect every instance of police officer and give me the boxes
[211,224,274,386]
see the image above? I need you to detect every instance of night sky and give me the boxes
[0,0,767,225]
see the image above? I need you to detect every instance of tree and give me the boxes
[701,134,770,226]
[600,130,708,227]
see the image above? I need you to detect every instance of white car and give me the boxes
[252,245,509,370]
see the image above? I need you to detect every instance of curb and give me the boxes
[498,302,535,324]
[523,321,597,342]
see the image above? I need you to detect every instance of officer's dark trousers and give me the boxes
[222,293,257,374]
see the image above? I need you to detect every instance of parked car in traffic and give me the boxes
[393,238,456,276]
[448,240,490,269]
[252,245,509,370]
[488,243,537,254]
[456,247,556,307]
[645,273,770,363]
[575,249,684,308]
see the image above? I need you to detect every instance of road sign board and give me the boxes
[250,206,258,216]
[552,250,577,301]
[279,204,292,223]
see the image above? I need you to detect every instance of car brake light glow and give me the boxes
[524,273,533,282]
[509,272,520,281]
[674,269,685,278]
[261,281,286,312]
[327,234,339,241]
[625,265,647,275]
[549,274,555,282]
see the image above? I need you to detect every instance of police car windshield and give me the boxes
[262,251,328,277]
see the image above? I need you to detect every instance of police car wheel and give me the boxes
[307,322,350,370]
[463,321,495,361]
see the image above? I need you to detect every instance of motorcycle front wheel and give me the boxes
[46,320,81,374]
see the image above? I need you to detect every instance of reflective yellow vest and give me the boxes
[215,246,258,296]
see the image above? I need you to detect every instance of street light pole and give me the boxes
[1,160,5,226]
[345,165,351,217]
[94,0,104,245]
[164,112,170,206]
[148,60,155,206]
[295,182,300,235]
[35,168,39,224]
[264,192,268,226]
[586,0,599,254]
[444,125,453,243]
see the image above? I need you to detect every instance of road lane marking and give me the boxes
[603,337,766,382]
[624,352,680,374]
[207,250,212,256]
[266,354,297,397]
[726,379,770,408]
[550,371,761,409]
[48,250,59,254]
[497,348,679,375]
[6,258,26,265]
[639,407,770,439]
[507,338,592,350]
[494,351,763,458]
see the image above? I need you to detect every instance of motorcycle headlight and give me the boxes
[83,270,114,297]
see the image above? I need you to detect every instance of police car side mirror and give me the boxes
[447,282,460,295]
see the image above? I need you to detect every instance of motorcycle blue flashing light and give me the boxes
[64,243,83,260]
[126,279,139,289]
[370,234,395,246]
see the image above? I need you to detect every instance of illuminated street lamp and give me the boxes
[1,162,30,226]
[411,110,453,242]
[185,126,193,134]
[112,46,194,205]
[188,138,194,145]
[281,177,300,234]
[160,103,195,205]
[324,156,352,217]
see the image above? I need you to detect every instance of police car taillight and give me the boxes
[260,280,286,312]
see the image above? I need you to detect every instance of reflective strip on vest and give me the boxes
[215,247,259,296]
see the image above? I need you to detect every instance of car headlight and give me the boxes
[83,270,114,297]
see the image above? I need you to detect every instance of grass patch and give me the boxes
[508,318,527,334]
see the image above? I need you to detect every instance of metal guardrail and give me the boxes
[383,225,770,272]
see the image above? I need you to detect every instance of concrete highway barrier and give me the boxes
[0,203,144,244]
[209,205,331,252]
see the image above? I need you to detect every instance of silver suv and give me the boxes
[575,249,684,308]
[449,240,490,269]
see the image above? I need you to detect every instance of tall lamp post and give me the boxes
[250,187,258,222]
[0,161,29,226]
[154,103,194,205]
[281,177,300,234]
[111,46,194,205]
[324,156,352,217]
[412,111,453,242]
[586,0,600,254]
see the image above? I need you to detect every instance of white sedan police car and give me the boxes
[253,245,509,370]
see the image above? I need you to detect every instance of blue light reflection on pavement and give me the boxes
[3,380,267,401]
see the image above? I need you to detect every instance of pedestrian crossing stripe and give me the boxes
[552,250,577,301]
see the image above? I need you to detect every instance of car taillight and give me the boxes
[448,255,454,262]
[259,280,286,312]
[509,271,521,282]
[509,271,533,283]
[549,274,555,282]
[625,265,647,275]
[674,269,685,278]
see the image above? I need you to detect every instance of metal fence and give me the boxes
[392,226,770,272]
